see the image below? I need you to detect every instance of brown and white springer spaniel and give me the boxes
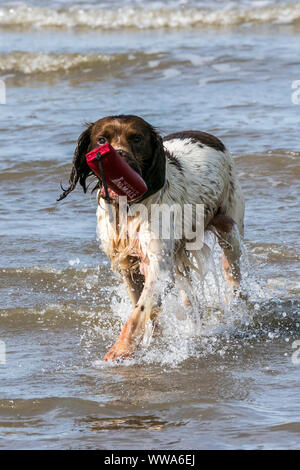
[58,115,245,361]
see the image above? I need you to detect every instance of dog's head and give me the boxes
[57,115,166,201]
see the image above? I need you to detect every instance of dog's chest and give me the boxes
[96,204,150,272]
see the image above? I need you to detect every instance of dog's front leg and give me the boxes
[104,240,174,361]
[122,269,145,307]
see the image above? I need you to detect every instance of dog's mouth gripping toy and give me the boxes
[86,144,148,203]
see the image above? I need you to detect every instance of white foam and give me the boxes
[68,257,80,266]
[0,4,299,30]
[0,51,114,74]
[185,54,215,66]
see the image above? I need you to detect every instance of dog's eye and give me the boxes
[132,135,142,144]
[98,137,106,145]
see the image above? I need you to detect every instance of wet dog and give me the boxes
[58,115,245,361]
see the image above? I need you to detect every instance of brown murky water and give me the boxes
[1,0,300,450]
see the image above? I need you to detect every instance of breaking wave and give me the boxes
[0,51,116,74]
[0,3,300,30]
[0,50,166,75]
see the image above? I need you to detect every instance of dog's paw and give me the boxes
[103,345,132,362]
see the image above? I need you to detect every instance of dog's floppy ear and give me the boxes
[143,129,166,198]
[57,123,94,201]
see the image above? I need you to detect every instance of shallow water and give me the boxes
[0,0,300,450]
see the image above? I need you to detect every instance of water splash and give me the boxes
[89,232,300,368]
